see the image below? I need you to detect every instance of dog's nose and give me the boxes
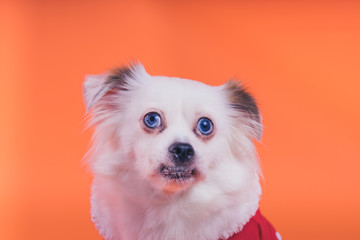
[168,143,195,164]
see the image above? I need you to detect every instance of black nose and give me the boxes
[168,143,195,164]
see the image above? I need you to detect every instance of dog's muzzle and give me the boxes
[159,143,197,181]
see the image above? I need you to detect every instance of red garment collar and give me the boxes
[227,210,280,240]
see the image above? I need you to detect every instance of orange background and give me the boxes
[1,1,360,239]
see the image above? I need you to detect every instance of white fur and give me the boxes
[83,63,263,240]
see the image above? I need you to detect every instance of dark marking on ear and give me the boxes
[224,80,262,139]
[83,64,139,112]
[224,80,260,123]
[105,65,137,91]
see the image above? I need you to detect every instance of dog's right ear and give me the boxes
[83,64,144,112]
[83,73,110,112]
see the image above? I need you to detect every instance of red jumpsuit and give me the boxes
[227,210,281,240]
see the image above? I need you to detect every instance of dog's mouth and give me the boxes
[159,164,197,181]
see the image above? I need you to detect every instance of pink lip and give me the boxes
[159,164,197,181]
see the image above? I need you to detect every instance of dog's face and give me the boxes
[84,64,262,195]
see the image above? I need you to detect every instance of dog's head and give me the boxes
[84,63,262,195]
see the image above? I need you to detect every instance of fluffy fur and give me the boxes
[83,63,263,240]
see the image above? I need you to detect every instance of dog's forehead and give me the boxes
[149,76,213,98]
[137,76,222,111]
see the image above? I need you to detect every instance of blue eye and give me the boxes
[144,112,162,129]
[197,117,213,135]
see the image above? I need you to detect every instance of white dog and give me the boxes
[83,63,280,240]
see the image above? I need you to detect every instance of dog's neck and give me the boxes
[91,169,261,240]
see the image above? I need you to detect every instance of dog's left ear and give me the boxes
[223,80,263,140]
